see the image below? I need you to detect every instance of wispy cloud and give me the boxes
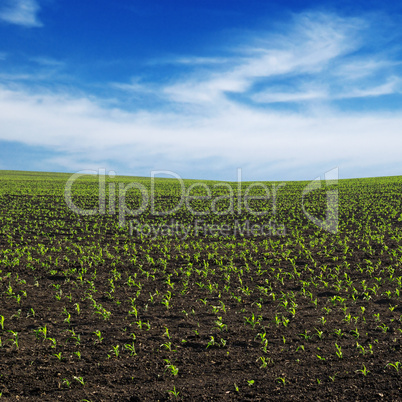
[161,12,364,105]
[252,89,327,104]
[333,58,398,80]
[156,56,230,66]
[340,77,402,98]
[110,78,157,95]
[0,0,42,28]
[30,57,65,67]
[0,56,67,85]
[251,78,402,104]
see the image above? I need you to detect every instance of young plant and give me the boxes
[335,343,343,359]
[276,377,286,386]
[109,345,120,358]
[258,356,273,368]
[93,330,103,344]
[62,379,71,388]
[206,336,218,349]
[164,359,179,376]
[167,386,180,399]
[7,330,19,349]
[73,376,85,386]
[161,341,176,352]
[124,343,137,356]
[386,361,401,372]
[356,364,370,376]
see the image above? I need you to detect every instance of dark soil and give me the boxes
[0,191,402,401]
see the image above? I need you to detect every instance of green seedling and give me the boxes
[386,361,401,372]
[167,386,180,399]
[276,377,286,386]
[93,330,103,344]
[124,343,137,356]
[164,359,179,376]
[73,376,85,386]
[356,364,370,376]
[335,343,343,359]
[7,330,19,349]
[53,352,63,361]
[110,345,120,358]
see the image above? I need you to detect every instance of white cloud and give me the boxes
[0,72,45,81]
[252,89,327,103]
[333,58,396,80]
[1,82,402,180]
[0,0,42,28]
[251,78,401,104]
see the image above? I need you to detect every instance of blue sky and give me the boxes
[0,0,402,180]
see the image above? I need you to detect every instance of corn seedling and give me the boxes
[93,330,103,344]
[73,376,85,386]
[125,343,137,356]
[167,386,180,399]
[110,345,120,358]
[164,359,179,376]
[356,364,370,376]
[53,352,63,361]
[335,343,343,359]
[386,361,401,372]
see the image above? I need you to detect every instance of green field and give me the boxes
[1,170,402,400]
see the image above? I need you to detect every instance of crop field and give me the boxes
[1,170,402,400]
